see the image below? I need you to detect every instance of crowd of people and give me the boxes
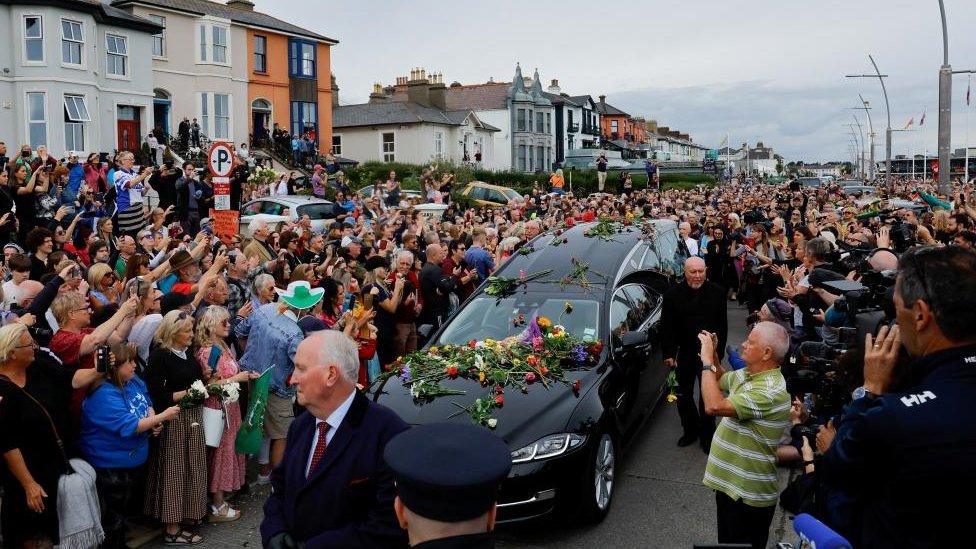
[0,136,974,549]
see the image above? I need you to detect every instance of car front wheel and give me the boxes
[557,427,617,524]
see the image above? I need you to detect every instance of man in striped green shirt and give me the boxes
[697,321,791,549]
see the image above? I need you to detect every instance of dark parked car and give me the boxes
[370,219,689,523]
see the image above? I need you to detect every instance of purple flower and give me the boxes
[520,316,543,345]
[401,364,412,382]
[532,336,544,351]
[571,344,588,363]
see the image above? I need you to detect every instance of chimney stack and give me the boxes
[599,95,607,114]
[429,72,447,111]
[331,73,339,107]
[369,83,388,104]
[407,67,431,107]
[226,0,255,10]
[547,79,560,93]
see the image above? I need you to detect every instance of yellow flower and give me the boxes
[537,317,552,330]
[667,394,678,404]
[484,338,498,349]
[429,346,439,355]
[478,372,486,383]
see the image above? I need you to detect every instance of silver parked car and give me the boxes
[239,195,335,236]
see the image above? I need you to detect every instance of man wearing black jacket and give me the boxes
[418,244,455,334]
[662,256,728,452]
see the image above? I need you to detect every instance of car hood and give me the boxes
[369,364,604,448]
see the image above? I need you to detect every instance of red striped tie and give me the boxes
[307,422,330,477]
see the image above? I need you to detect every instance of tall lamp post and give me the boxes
[938,0,952,194]
[847,56,891,181]
[849,121,865,177]
[848,96,874,180]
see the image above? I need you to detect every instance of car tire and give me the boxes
[557,426,618,524]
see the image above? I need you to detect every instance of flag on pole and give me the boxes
[904,117,914,130]
[920,111,926,126]
[236,365,274,455]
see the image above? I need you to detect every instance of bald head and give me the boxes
[18,280,44,306]
[425,243,445,265]
[684,257,707,289]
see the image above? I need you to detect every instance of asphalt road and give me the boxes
[146,303,794,549]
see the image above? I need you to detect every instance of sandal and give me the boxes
[164,531,203,545]
[210,502,241,523]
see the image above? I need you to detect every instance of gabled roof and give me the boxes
[333,102,498,131]
[568,95,597,108]
[5,0,162,32]
[110,0,337,43]
[541,91,583,107]
[595,102,629,117]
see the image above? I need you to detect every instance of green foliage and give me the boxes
[343,161,716,199]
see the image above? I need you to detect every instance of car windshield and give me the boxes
[436,296,600,346]
[798,177,821,187]
[297,203,335,220]
[503,188,523,201]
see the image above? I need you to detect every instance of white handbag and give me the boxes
[202,405,226,448]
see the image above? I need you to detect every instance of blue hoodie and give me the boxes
[80,376,153,468]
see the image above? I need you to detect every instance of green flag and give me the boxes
[236,366,274,455]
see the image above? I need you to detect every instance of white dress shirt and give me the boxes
[305,389,357,477]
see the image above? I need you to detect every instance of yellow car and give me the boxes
[458,181,524,206]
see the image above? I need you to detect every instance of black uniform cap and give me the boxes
[384,423,512,522]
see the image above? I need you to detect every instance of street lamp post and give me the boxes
[938,0,952,194]
[848,95,875,180]
[847,56,891,181]
[850,120,866,177]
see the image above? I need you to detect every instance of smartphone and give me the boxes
[364,293,374,310]
[70,266,81,279]
[95,345,111,374]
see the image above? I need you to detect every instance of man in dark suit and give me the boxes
[261,330,409,549]
[661,256,728,452]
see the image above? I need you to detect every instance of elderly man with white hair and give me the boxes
[698,321,791,549]
[261,330,409,549]
[244,218,276,262]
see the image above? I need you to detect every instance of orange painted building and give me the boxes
[245,16,336,151]
[596,97,646,147]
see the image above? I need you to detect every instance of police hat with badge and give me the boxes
[384,423,512,546]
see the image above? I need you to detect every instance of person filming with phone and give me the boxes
[816,246,976,548]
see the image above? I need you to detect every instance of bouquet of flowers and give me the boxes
[207,381,241,404]
[179,380,209,409]
[376,316,601,428]
[247,167,278,189]
[666,369,678,404]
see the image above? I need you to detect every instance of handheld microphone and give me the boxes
[793,513,852,549]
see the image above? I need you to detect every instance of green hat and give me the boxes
[274,281,324,310]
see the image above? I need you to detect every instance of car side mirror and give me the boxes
[418,324,434,339]
[618,330,648,350]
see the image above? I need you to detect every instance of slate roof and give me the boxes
[333,102,498,131]
[6,0,162,32]
[110,0,336,43]
[595,102,629,117]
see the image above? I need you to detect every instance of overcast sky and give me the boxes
[254,0,976,162]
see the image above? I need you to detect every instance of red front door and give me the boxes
[118,120,140,152]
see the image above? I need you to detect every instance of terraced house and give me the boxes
[111,0,336,151]
[0,0,160,154]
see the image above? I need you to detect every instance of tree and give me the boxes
[776,159,784,175]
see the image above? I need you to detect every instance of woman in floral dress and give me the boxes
[194,306,257,523]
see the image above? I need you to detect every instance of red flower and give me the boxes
[565,217,576,227]
[468,339,477,348]
[494,384,505,395]
[525,372,537,384]
[526,355,540,367]
[445,366,459,378]
[588,341,604,355]
[555,229,563,236]
[572,379,582,394]
[494,394,505,407]
[540,366,549,376]
[622,219,631,226]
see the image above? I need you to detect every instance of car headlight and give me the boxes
[511,433,586,463]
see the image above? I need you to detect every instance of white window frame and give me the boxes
[199,92,232,140]
[105,33,129,78]
[214,93,230,140]
[381,132,396,163]
[23,14,45,65]
[433,131,443,158]
[198,23,231,66]
[63,94,91,122]
[25,91,47,149]
[148,14,166,59]
[60,19,84,68]
[253,35,267,72]
[331,134,342,156]
[212,26,227,64]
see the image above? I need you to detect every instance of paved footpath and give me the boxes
[145,304,796,549]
